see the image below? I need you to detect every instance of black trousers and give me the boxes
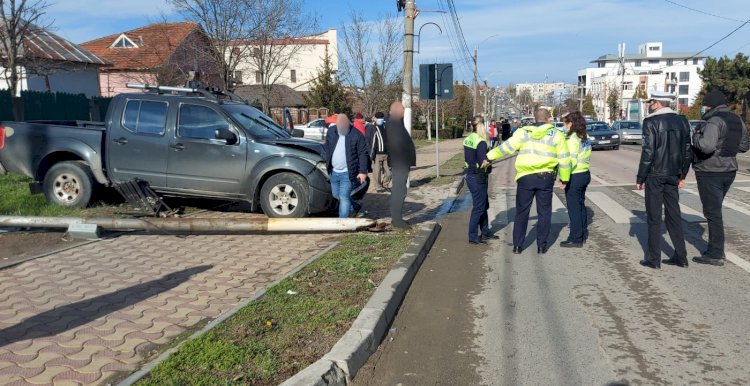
[514,173,554,249]
[696,173,736,259]
[390,166,409,224]
[645,175,687,264]
[466,173,490,242]
[565,171,591,243]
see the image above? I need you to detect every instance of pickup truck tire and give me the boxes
[43,161,94,208]
[260,172,309,218]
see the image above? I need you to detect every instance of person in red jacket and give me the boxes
[353,112,367,135]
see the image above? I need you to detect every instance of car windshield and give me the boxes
[587,123,611,132]
[222,104,291,140]
[620,122,641,130]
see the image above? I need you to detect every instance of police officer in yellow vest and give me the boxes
[465,116,497,244]
[560,112,592,248]
[481,108,571,254]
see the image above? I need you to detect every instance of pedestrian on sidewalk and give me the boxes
[489,120,498,148]
[501,119,512,141]
[481,108,571,254]
[324,114,370,218]
[353,112,367,136]
[560,111,592,248]
[636,90,692,269]
[369,111,391,192]
[465,115,497,244]
[386,102,416,229]
[691,89,750,266]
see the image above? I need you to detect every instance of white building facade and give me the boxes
[577,42,705,122]
[232,29,338,92]
[516,82,576,104]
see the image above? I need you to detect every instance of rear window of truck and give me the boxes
[123,100,168,135]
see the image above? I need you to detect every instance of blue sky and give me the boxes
[50,0,750,86]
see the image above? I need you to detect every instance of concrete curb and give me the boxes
[116,241,340,386]
[280,221,442,386]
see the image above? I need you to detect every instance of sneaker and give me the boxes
[692,256,725,266]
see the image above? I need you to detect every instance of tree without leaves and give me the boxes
[0,0,51,96]
[170,0,256,92]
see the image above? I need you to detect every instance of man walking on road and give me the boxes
[481,108,571,254]
[386,102,416,229]
[692,89,750,266]
[369,112,391,192]
[636,90,692,269]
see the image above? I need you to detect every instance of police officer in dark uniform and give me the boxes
[465,116,497,244]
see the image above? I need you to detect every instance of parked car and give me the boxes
[295,118,327,141]
[586,121,620,150]
[0,84,333,218]
[612,120,642,145]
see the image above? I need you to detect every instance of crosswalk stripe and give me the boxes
[589,173,609,185]
[683,188,750,217]
[726,252,750,274]
[552,193,568,224]
[735,186,750,195]
[631,190,706,222]
[587,192,644,223]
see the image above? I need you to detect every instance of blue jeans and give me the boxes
[564,171,590,243]
[331,171,352,218]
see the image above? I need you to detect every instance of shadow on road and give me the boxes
[0,265,213,346]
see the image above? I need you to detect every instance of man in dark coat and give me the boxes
[324,114,370,218]
[385,102,416,229]
[636,90,692,269]
[692,89,750,266]
[367,112,390,192]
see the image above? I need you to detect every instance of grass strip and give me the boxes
[136,230,411,386]
[0,174,95,217]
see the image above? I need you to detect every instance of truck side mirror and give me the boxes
[291,128,305,138]
[215,128,238,145]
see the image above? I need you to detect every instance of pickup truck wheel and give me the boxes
[43,161,94,208]
[260,173,309,218]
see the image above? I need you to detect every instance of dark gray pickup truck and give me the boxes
[0,85,333,218]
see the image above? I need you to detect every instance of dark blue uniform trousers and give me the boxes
[466,173,490,242]
[514,172,555,249]
[564,171,591,243]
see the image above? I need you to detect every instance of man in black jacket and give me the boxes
[386,102,416,229]
[692,89,750,266]
[368,112,390,192]
[324,114,370,218]
[636,90,692,269]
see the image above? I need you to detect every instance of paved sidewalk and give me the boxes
[0,139,465,386]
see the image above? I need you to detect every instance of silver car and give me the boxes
[612,120,642,145]
[295,118,327,141]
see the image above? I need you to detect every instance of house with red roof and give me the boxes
[81,22,222,97]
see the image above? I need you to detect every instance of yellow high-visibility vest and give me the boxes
[486,123,571,181]
[567,134,592,174]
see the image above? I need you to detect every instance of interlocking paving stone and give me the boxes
[0,139,464,385]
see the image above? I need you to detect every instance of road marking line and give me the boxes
[589,173,609,185]
[552,193,568,224]
[587,192,644,224]
[631,190,705,222]
[735,186,750,194]
[683,188,750,217]
[726,251,750,274]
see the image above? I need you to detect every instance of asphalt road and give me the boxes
[355,147,750,385]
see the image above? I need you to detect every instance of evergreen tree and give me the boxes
[632,84,648,100]
[700,53,750,121]
[303,51,351,114]
[607,88,620,122]
[582,94,597,119]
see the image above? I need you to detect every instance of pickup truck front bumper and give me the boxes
[307,168,333,214]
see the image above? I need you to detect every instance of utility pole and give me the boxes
[472,48,478,117]
[619,42,626,121]
[402,0,416,135]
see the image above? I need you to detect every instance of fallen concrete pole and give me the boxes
[0,216,377,233]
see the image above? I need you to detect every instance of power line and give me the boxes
[662,0,744,23]
[691,17,750,58]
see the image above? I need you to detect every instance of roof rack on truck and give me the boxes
[125,83,248,105]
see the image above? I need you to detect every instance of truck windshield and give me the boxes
[222,104,291,140]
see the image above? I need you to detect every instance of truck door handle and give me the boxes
[113,137,128,145]
[170,143,185,151]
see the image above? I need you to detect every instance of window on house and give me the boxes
[679,72,689,82]
[234,71,243,83]
[634,60,641,67]
[693,58,700,65]
[178,104,230,141]
[290,69,297,83]
[122,100,168,135]
[255,71,262,83]
[678,98,688,106]
[679,85,689,95]
[666,59,673,66]
[649,46,660,51]
[669,85,676,93]
[112,34,137,49]
[648,59,659,65]
[622,82,633,91]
